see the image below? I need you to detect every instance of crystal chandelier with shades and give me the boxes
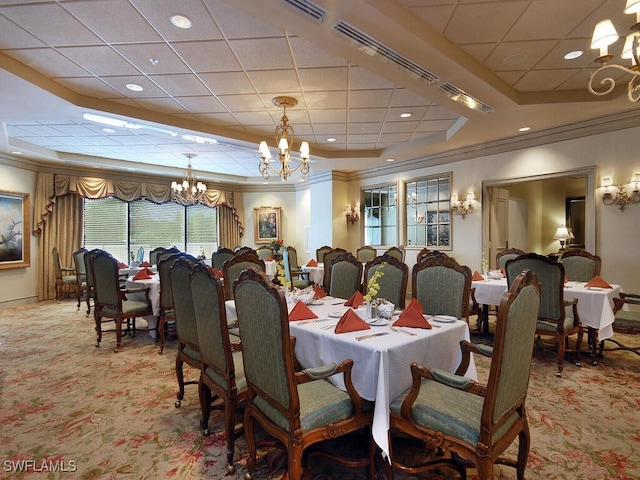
[171,153,206,206]
[258,96,310,181]
[588,0,640,103]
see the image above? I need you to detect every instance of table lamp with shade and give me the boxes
[553,225,575,251]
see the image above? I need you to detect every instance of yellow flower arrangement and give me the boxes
[364,263,385,303]
[275,259,290,289]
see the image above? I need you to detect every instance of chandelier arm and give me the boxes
[629,74,640,103]
[587,64,640,96]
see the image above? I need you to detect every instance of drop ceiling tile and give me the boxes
[445,1,527,45]
[203,0,283,39]
[133,97,189,114]
[229,38,293,71]
[174,96,226,114]
[513,69,580,92]
[247,69,302,94]
[348,89,393,108]
[199,71,256,95]
[403,4,454,33]
[148,73,211,97]
[172,40,241,73]
[307,109,347,124]
[298,67,349,92]
[349,66,396,90]
[485,40,557,72]
[57,45,139,76]
[114,43,190,75]
[0,15,46,48]
[5,47,90,78]
[302,91,348,109]
[289,36,348,69]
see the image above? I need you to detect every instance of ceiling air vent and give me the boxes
[439,83,493,114]
[333,21,439,84]
[283,0,326,21]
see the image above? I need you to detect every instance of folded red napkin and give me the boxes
[472,270,484,281]
[501,268,506,276]
[289,301,318,321]
[344,291,365,308]
[139,261,151,267]
[334,309,370,334]
[405,298,424,315]
[307,259,318,267]
[117,261,128,269]
[585,275,612,289]
[564,276,569,283]
[145,267,156,275]
[392,305,431,329]
[212,268,223,278]
[313,284,327,299]
[133,269,151,280]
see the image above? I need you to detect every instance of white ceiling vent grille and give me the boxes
[439,83,493,114]
[333,21,439,84]
[282,0,326,21]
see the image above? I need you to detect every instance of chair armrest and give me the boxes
[564,298,581,326]
[454,340,492,376]
[61,266,75,273]
[120,286,152,306]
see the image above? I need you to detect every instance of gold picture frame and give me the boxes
[0,190,30,269]
[254,206,281,244]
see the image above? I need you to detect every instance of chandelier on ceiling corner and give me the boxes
[171,153,207,206]
[588,0,640,103]
[258,96,310,181]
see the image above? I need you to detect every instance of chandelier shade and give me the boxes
[171,153,206,206]
[258,96,310,181]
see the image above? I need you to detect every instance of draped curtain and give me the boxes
[33,173,244,300]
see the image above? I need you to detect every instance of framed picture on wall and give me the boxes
[254,206,282,244]
[0,190,30,269]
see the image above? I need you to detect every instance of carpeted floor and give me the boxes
[0,299,639,479]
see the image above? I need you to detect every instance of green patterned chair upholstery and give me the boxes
[412,253,472,321]
[505,252,583,376]
[321,247,348,292]
[328,252,363,300]
[560,249,601,282]
[169,255,201,407]
[389,270,541,480]
[384,246,405,262]
[190,262,248,474]
[210,247,235,271]
[83,248,101,315]
[283,246,311,289]
[364,254,408,309]
[222,252,265,300]
[90,249,153,353]
[256,245,274,260]
[496,248,526,270]
[233,268,374,480]
[72,247,88,310]
[315,245,332,263]
[52,246,78,301]
[356,245,376,262]
[598,293,640,357]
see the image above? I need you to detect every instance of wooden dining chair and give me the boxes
[282,246,311,289]
[234,268,375,480]
[356,245,376,262]
[384,246,405,263]
[222,251,265,300]
[363,254,408,309]
[210,247,236,271]
[256,245,274,260]
[389,269,541,480]
[72,247,88,310]
[505,252,583,376]
[560,249,601,282]
[52,246,78,301]
[321,247,348,292]
[190,262,248,474]
[328,252,363,300]
[496,248,526,270]
[598,293,640,357]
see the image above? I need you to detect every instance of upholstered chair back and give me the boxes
[91,250,121,309]
[412,254,471,319]
[364,254,408,309]
[328,253,363,300]
[356,246,376,262]
[223,252,265,300]
[73,248,88,284]
[561,250,601,282]
[256,246,274,260]
[384,246,405,262]
[169,256,199,349]
[283,247,310,289]
[496,248,526,269]
[322,247,348,291]
[316,245,332,263]
[211,247,236,271]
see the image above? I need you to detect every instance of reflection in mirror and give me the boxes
[566,196,585,249]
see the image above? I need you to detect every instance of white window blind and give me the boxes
[84,197,129,261]
[130,200,185,256]
[186,204,218,258]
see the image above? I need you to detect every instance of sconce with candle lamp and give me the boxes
[451,192,475,219]
[601,174,640,211]
[345,205,359,224]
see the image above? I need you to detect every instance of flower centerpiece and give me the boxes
[364,263,386,317]
[271,238,284,253]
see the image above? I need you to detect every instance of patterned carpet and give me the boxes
[0,299,639,479]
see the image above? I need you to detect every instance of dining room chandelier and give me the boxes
[588,0,640,103]
[258,96,310,181]
[171,153,206,205]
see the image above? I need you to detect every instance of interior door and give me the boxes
[488,186,509,270]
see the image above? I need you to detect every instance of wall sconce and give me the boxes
[451,192,475,219]
[601,174,640,211]
[345,205,359,224]
[553,225,574,251]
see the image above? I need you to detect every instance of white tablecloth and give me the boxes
[301,265,324,284]
[472,278,622,340]
[126,275,160,337]
[225,295,476,460]
[264,260,277,279]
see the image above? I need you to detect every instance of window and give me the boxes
[363,184,397,246]
[405,175,451,248]
[84,198,218,262]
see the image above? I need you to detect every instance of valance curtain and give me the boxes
[33,172,244,300]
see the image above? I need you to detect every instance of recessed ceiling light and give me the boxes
[400,112,412,118]
[102,128,115,133]
[126,83,143,92]
[10,150,22,155]
[327,137,336,142]
[519,126,531,132]
[170,14,192,29]
[386,158,395,162]
[564,50,583,60]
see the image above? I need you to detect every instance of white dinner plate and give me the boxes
[367,318,389,326]
[328,311,343,318]
[309,299,324,305]
[431,315,458,323]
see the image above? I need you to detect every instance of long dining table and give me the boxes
[225,295,477,460]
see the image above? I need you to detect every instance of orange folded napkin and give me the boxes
[117,261,128,269]
[213,268,223,278]
[145,267,156,275]
[139,261,151,267]
[133,269,151,280]
[564,276,569,283]
[405,298,424,315]
[585,276,612,289]
[344,291,365,308]
[306,259,318,267]
[392,306,431,329]
[472,270,484,281]
[501,268,506,276]
[313,284,327,299]
[334,309,370,334]
[289,301,318,321]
